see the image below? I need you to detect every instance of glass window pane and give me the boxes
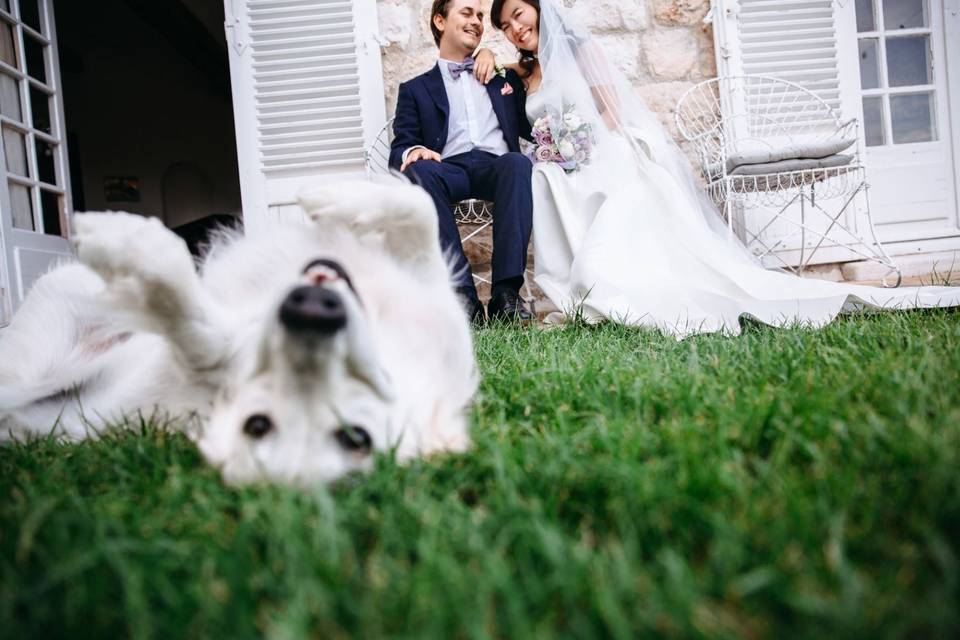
[9,181,33,230]
[2,124,27,175]
[0,72,20,120]
[19,0,41,34]
[35,137,54,185]
[886,36,932,87]
[29,85,49,133]
[883,0,926,29]
[891,92,936,143]
[0,2,9,14]
[859,39,881,89]
[0,20,15,67]
[863,96,886,146]
[40,189,61,236]
[856,0,876,31]
[23,35,44,84]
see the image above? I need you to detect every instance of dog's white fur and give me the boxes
[0,178,478,485]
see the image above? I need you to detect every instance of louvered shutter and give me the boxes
[225,0,386,233]
[710,0,867,264]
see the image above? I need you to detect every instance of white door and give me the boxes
[0,0,71,326]
[853,0,960,247]
[224,0,386,234]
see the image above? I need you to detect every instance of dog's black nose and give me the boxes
[279,285,347,333]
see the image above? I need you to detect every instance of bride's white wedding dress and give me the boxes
[526,91,960,338]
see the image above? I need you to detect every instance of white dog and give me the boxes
[0,178,478,485]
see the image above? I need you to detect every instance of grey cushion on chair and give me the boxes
[706,137,857,179]
[726,137,856,172]
[728,153,854,176]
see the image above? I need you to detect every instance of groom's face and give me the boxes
[435,0,484,53]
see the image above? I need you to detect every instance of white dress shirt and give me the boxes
[402,58,509,164]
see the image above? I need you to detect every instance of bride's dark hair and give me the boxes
[491,0,540,79]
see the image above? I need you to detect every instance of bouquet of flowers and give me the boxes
[526,106,594,173]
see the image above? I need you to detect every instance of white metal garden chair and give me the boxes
[365,118,536,308]
[675,75,901,286]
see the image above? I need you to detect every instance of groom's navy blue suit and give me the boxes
[390,64,533,296]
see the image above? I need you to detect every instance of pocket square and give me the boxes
[501,84,514,96]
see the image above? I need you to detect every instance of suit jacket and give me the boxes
[388,64,533,170]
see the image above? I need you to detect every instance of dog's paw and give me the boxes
[298,179,435,232]
[73,212,194,287]
[298,181,381,226]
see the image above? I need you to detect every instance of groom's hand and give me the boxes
[401,148,442,172]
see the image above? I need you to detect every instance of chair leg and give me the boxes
[860,181,902,287]
[797,186,808,275]
[737,178,902,286]
[461,221,492,244]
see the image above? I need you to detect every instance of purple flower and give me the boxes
[535,146,554,162]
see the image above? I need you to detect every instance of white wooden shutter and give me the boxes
[224,0,386,233]
[710,0,867,265]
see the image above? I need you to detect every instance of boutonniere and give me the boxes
[494,63,507,79]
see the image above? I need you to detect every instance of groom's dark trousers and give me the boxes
[389,64,533,295]
[404,150,532,292]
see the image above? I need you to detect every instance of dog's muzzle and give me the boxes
[279,285,347,333]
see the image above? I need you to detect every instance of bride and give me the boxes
[481,0,960,338]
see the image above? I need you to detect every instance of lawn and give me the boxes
[2,312,959,638]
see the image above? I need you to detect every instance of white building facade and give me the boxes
[0,0,958,325]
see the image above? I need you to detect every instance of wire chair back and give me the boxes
[676,75,856,187]
[364,118,393,177]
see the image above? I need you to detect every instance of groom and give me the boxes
[389,0,533,324]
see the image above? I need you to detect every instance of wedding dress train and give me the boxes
[526,91,960,338]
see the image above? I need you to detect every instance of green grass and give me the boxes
[2,311,960,638]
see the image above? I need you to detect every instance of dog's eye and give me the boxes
[334,425,372,453]
[243,414,274,439]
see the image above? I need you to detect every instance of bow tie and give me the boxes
[447,57,475,80]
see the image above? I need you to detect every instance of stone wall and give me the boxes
[376,0,716,137]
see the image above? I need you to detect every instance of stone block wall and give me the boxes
[376,0,716,136]
[375,0,716,313]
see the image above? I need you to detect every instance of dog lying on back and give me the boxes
[0,179,477,485]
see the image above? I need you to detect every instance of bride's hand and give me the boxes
[473,48,497,84]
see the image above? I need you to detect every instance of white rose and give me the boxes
[563,112,582,129]
[558,140,576,160]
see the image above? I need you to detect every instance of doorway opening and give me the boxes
[55,0,241,234]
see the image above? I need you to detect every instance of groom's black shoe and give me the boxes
[456,287,486,327]
[487,290,533,324]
